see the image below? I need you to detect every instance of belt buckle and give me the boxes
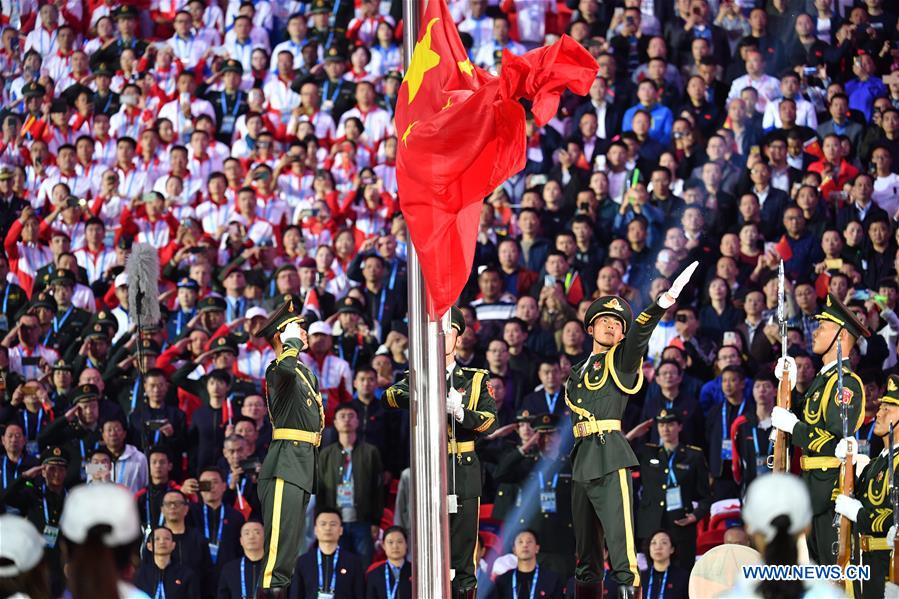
[575,422,587,437]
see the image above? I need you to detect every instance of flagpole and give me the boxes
[403,0,452,596]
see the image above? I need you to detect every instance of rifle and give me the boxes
[890,422,899,584]
[771,260,791,472]
[835,336,854,569]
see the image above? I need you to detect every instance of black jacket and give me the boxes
[288,547,365,599]
[134,560,201,599]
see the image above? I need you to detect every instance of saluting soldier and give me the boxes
[636,410,712,569]
[831,374,899,599]
[383,306,496,599]
[565,261,698,599]
[43,268,92,355]
[253,300,324,599]
[772,293,869,566]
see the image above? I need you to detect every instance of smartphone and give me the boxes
[85,463,109,477]
[21,356,41,366]
[723,331,737,346]
[147,419,168,431]
[300,208,320,218]
[803,66,817,76]
[530,174,548,186]
[852,289,871,301]
[544,275,556,288]
[197,480,213,492]
[239,458,261,472]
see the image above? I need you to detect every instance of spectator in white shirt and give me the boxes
[726,48,780,113]
[225,16,265,72]
[24,3,60,58]
[472,15,526,72]
[158,72,216,145]
[168,10,209,70]
[337,82,394,146]
[762,72,818,130]
[101,419,148,493]
[458,0,494,58]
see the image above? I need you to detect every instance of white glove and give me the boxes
[888,525,897,547]
[658,260,699,309]
[771,406,798,434]
[279,321,302,343]
[835,437,858,461]
[854,453,871,478]
[774,356,797,391]
[834,494,863,523]
[446,388,465,422]
[885,581,899,599]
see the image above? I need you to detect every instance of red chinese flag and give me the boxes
[774,235,793,262]
[395,0,597,317]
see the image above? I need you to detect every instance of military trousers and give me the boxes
[259,477,310,590]
[853,547,889,599]
[572,469,640,587]
[807,507,838,566]
[450,496,480,592]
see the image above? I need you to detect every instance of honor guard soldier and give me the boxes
[636,410,712,568]
[831,374,899,599]
[772,293,869,565]
[384,306,497,599]
[253,300,324,599]
[565,261,698,599]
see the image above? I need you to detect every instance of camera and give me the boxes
[197,480,213,492]
[239,459,261,472]
[802,66,817,76]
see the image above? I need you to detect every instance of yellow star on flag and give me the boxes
[457,58,474,77]
[402,121,417,146]
[404,18,441,104]
[442,98,452,110]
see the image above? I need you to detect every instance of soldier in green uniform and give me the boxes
[772,293,869,566]
[636,409,711,569]
[253,300,324,599]
[565,261,698,599]
[43,268,92,355]
[383,306,496,599]
[831,374,899,599]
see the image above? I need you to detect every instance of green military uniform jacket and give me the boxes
[566,302,665,482]
[384,364,497,499]
[491,443,538,520]
[259,338,324,494]
[43,306,92,356]
[636,443,712,539]
[854,447,899,538]
[791,359,864,515]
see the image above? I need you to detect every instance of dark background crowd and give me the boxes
[0,0,898,596]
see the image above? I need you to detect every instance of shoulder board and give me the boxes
[687,445,703,452]
[645,443,659,448]
[461,367,490,375]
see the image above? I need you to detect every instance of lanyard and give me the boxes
[43,305,74,344]
[385,562,402,599]
[377,287,387,324]
[1,284,10,315]
[341,450,353,483]
[544,391,559,413]
[240,557,251,598]
[146,492,164,527]
[666,451,678,486]
[227,297,245,321]
[751,427,774,458]
[648,568,668,599]
[317,547,339,592]
[175,309,195,336]
[1,456,20,489]
[132,376,142,412]
[855,423,876,442]
[219,92,242,119]
[24,409,43,438]
[154,579,166,599]
[388,260,398,290]
[511,566,539,599]
[203,504,225,546]
[42,485,61,526]
[537,471,558,490]
[323,80,343,104]
[102,93,113,114]
[721,399,745,444]
[337,338,361,369]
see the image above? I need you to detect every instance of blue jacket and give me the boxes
[622,102,673,145]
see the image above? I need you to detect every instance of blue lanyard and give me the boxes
[323,80,343,104]
[377,287,387,324]
[240,557,249,598]
[751,427,774,459]
[43,305,74,344]
[175,309,195,336]
[1,284,10,315]
[154,580,166,599]
[544,391,559,413]
[511,566,539,599]
[146,492,164,527]
[648,568,668,599]
[24,409,43,438]
[42,485,62,526]
[337,340,361,369]
[538,471,558,490]
[317,547,339,592]
[203,504,225,546]
[388,260,398,290]
[102,93,113,114]
[666,451,678,486]
[721,400,745,443]
[220,91,242,119]
[385,562,402,599]
[1,456,20,489]
[131,376,142,412]
[855,423,876,442]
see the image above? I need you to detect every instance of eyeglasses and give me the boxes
[163,501,186,508]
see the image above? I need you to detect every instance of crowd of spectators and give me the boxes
[0,0,898,596]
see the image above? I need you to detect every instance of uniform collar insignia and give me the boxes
[602,298,624,312]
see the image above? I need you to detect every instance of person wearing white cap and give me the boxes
[0,514,50,599]
[110,272,131,344]
[58,483,152,599]
[299,320,352,424]
[721,473,842,599]
[236,306,276,383]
